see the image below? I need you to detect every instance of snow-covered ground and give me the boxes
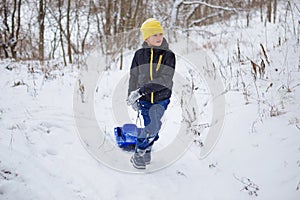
[1,2,300,199]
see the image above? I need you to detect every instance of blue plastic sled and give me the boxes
[114,123,142,151]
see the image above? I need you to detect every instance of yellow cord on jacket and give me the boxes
[156,55,163,71]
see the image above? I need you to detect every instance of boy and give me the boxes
[127,18,176,169]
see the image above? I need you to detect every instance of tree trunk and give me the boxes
[58,0,67,66]
[67,0,72,64]
[273,0,277,23]
[104,1,112,36]
[10,0,17,59]
[81,0,91,54]
[260,0,263,22]
[2,0,9,58]
[38,0,45,63]
[267,0,272,23]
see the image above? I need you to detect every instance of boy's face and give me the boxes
[146,33,163,47]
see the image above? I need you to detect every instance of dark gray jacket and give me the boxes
[128,38,176,103]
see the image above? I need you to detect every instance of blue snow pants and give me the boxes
[136,99,170,150]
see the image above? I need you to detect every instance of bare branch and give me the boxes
[182,1,241,12]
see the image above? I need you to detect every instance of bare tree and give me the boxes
[1,0,10,58]
[58,0,67,66]
[38,0,46,63]
[273,0,277,23]
[1,0,22,59]
[66,0,72,64]
[267,0,272,23]
[80,0,92,54]
[0,0,274,62]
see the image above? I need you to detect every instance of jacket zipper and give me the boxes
[149,48,163,104]
[150,48,154,104]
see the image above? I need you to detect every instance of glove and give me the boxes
[127,89,142,106]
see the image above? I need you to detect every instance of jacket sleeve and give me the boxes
[128,53,139,96]
[140,52,175,95]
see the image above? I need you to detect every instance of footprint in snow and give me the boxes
[45,148,58,156]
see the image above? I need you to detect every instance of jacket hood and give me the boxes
[142,37,169,50]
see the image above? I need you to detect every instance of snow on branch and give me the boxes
[182,1,240,12]
[170,0,184,26]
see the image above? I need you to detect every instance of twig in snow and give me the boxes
[242,82,249,104]
[0,169,18,180]
[5,64,14,71]
[12,80,26,87]
[253,75,260,99]
[260,59,266,78]
[78,79,85,103]
[176,170,187,177]
[296,181,300,191]
[237,39,241,63]
[290,83,300,90]
[233,174,260,196]
[209,162,218,169]
[265,83,273,93]
[251,120,257,134]
[270,105,280,117]
[250,60,258,81]
[260,43,270,65]
[193,139,204,147]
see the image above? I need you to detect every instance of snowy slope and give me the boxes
[1,1,300,200]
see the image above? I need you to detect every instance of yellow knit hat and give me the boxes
[140,18,164,40]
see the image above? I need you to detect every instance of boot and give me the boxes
[144,146,152,165]
[130,148,146,169]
